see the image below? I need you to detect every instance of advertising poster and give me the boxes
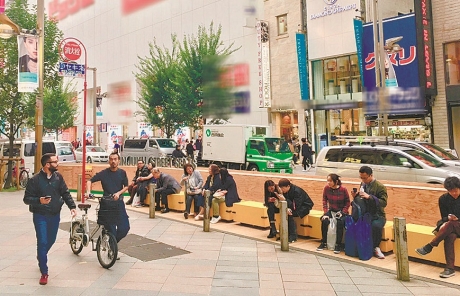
[17,35,38,93]
[85,126,93,144]
[362,14,425,115]
[137,122,152,138]
[108,125,123,150]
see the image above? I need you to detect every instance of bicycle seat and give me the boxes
[78,204,92,210]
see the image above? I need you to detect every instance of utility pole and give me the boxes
[34,0,44,174]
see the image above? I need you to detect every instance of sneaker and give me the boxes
[195,214,203,221]
[215,216,221,223]
[184,212,188,219]
[374,247,385,259]
[302,169,307,172]
[39,274,48,285]
[440,268,455,278]
[415,244,433,256]
[161,208,170,214]
[316,242,327,251]
[334,244,341,254]
[210,216,221,224]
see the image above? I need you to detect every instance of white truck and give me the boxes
[201,124,293,173]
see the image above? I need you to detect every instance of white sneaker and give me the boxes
[210,216,221,224]
[194,214,203,221]
[302,169,307,172]
[374,247,385,259]
[306,167,311,172]
[215,216,221,223]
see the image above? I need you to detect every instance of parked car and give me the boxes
[75,146,109,163]
[122,138,177,161]
[388,140,460,168]
[56,146,76,164]
[315,144,460,184]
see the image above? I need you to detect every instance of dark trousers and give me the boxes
[372,216,386,249]
[430,220,460,269]
[127,183,139,203]
[320,211,345,245]
[302,155,313,170]
[105,200,130,243]
[155,188,175,209]
[267,202,279,223]
[137,182,149,204]
[33,213,60,275]
[186,194,204,213]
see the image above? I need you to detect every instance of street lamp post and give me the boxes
[87,67,97,146]
[34,0,44,174]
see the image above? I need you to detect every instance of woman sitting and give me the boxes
[180,163,204,220]
[210,168,240,224]
[264,180,284,239]
[202,164,222,218]
[316,173,351,254]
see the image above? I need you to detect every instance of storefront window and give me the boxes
[312,54,362,99]
[444,41,460,86]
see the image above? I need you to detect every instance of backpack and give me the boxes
[351,196,368,222]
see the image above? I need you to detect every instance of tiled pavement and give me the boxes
[1,191,460,295]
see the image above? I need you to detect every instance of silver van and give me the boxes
[315,145,460,184]
[121,138,178,162]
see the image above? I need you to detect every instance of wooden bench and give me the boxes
[404,223,460,267]
[295,210,323,239]
[209,202,234,221]
[380,221,394,252]
[167,192,186,211]
[232,201,270,228]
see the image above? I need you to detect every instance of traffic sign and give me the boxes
[58,62,85,78]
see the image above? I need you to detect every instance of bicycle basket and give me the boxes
[97,196,120,225]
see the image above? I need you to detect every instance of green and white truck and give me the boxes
[201,124,293,174]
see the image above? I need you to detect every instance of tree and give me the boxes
[0,0,63,188]
[26,80,78,140]
[136,22,239,138]
[136,41,183,138]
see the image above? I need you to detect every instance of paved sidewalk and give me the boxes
[1,191,459,296]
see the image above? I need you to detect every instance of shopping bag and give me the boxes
[355,213,373,261]
[327,213,337,250]
[344,215,358,257]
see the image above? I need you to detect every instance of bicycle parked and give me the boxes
[69,194,118,269]
[3,162,29,189]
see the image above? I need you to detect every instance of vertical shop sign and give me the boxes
[414,0,437,95]
[296,32,310,100]
[256,21,271,108]
[353,18,364,85]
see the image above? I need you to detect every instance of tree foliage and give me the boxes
[0,0,63,187]
[136,22,239,138]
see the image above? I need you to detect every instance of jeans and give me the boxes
[371,216,386,249]
[105,201,130,243]
[155,188,176,209]
[33,213,60,275]
[185,194,204,214]
[430,220,460,269]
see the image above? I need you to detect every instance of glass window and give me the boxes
[124,140,147,149]
[444,41,460,86]
[277,14,288,35]
[419,142,458,160]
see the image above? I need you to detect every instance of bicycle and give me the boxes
[69,194,118,269]
[3,163,29,189]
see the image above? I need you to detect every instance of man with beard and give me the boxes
[23,153,77,285]
[86,152,130,243]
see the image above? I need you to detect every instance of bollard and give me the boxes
[149,183,156,219]
[279,201,289,251]
[203,190,210,232]
[394,217,410,281]
[77,174,82,201]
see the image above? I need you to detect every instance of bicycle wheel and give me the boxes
[96,230,118,269]
[70,222,84,254]
[19,170,29,189]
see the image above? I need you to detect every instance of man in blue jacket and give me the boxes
[23,153,77,285]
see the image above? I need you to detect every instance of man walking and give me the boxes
[23,153,77,285]
[87,152,130,243]
[301,138,313,172]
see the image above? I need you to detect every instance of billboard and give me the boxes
[362,14,426,115]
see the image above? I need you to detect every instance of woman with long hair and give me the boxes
[210,168,241,224]
[180,163,204,220]
[264,180,284,238]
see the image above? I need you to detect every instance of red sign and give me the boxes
[61,41,82,61]
[48,0,94,21]
[122,0,163,15]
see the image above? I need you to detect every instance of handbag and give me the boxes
[213,191,226,200]
[327,213,337,250]
[187,188,202,195]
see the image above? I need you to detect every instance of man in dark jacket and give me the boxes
[278,178,314,242]
[301,138,314,171]
[172,144,187,158]
[186,140,195,161]
[126,160,150,205]
[152,168,182,213]
[23,153,77,285]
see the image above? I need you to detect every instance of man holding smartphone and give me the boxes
[416,176,460,278]
[23,153,77,285]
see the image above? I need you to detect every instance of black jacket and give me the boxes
[285,184,314,218]
[203,173,222,195]
[23,170,76,216]
[220,175,241,207]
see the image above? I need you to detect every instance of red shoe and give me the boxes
[39,274,48,285]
